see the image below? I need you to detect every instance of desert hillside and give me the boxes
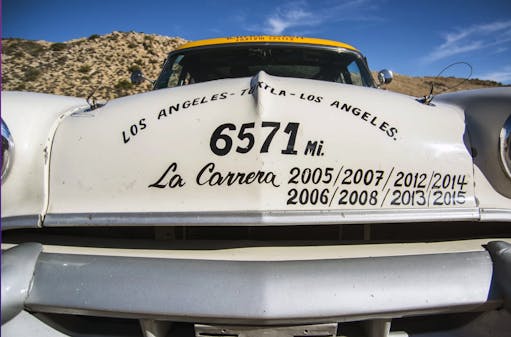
[2,31,186,100]
[380,72,503,98]
[1,31,504,100]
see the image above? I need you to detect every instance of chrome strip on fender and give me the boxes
[480,209,511,222]
[1,215,40,230]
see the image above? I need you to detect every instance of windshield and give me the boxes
[154,45,374,89]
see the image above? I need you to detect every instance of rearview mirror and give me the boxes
[378,69,393,85]
[130,69,144,85]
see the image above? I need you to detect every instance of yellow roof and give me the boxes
[175,36,358,51]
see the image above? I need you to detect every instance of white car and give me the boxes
[2,36,511,337]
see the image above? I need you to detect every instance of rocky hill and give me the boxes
[380,72,503,98]
[1,31,504,100]
[2,31,186,100]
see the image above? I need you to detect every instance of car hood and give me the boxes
[44,71,477,224]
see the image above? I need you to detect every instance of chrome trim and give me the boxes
[1,243,43,324]
[1,215,41,230]
[43,208,481,227]
[486,241,511,307]
[1,118,15,182]
[25,250,498,324]
[377,69,393,85]
[500,115,511,179]
[194,323,338,337]
[480,208,511,222]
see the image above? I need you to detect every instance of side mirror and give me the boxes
[130,69,145,85]
[377,69,393,85]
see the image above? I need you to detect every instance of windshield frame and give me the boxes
[154,42,376,90]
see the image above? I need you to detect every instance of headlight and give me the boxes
[1,118,14,182]
[500,115,511,179]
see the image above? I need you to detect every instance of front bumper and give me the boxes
[2,240,511,336]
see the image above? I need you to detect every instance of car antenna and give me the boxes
[86,86,102,111]
[421,62,473,105]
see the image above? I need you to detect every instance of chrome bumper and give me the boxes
[2,241,510,326]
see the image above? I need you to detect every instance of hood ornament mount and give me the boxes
[420,62,473,105]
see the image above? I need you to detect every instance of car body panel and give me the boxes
[1,92,87,221]
[43,72,480,223]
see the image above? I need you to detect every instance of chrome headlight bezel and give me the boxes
[500,115,511,180]
[1,118,15,182]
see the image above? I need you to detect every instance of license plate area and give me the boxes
[194,323,338,337]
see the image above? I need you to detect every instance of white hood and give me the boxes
[40,71,477,224]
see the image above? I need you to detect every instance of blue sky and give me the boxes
[2,0,511,83]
